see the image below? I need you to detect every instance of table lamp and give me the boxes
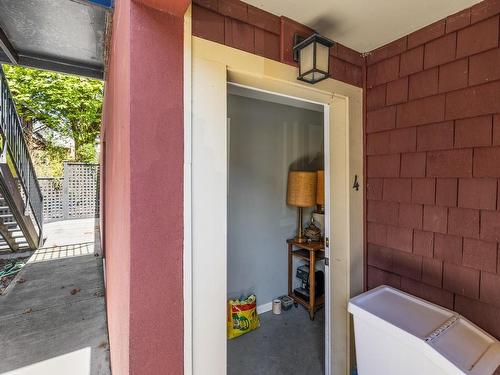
[287,171,317,243]
[316,170,325,213]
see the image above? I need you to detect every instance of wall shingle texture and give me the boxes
[365,0,500,339]
[192,0,363,87]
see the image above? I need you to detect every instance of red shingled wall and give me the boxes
[191,0,364,87]
[365,0,500,339]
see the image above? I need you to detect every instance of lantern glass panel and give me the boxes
[300,42,314,74]
[303,71,327,83]
[316,42,329,72]
[303,72,314,82]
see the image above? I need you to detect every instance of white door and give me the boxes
[191,56,228,375]
[327,94,365,375]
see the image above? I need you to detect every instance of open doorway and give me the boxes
[226,84,328,374]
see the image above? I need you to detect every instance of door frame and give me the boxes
[185,7,364,373]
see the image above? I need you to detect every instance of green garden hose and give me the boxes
[0,261,25,278]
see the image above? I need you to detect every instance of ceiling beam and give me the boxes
[69,0,113,10]
[0,54,103,79]
[18,55,103,80]
[0,26,18,64]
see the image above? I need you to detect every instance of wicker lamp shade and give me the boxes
[316,170,324,205]
[287,171,317,208]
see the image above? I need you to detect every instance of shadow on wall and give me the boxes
[289,152,324,172]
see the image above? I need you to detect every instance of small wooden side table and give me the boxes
[287,239,325,320]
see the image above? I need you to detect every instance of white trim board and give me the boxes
[228,83,324,112]
[257,302,273,315]
[183,6,193,375]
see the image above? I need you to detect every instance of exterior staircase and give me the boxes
[0,66,43,252]
[0,202,29,252]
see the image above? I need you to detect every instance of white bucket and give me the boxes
[272,299,282,315]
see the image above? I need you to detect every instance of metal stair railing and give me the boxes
[0,66,43,249]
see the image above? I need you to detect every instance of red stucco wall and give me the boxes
[102,0,184,373]
[134,0,189,16]
[102,0,131,372]
[129,4,184,374]
[365,0,500,338]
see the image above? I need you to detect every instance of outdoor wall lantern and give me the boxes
[293,33,334,84]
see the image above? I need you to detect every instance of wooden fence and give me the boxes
[38,162,99,223]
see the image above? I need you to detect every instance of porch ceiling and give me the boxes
[0,0,111,79]
[244,0,482,52]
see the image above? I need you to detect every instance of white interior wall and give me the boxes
[227,93,323,309]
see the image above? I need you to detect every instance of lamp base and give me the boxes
[294,207,307,243]
[294,235,308,244]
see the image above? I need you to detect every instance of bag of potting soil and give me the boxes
[227,294,260,339]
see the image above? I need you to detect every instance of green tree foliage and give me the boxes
[31,144,70,178]
[2,65,103,166]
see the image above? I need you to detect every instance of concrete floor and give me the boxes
[42,218,99,248]
[228,306,325,375]
[0,218,110,375]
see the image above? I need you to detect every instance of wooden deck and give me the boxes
[0,219,110,375]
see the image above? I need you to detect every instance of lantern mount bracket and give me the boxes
[293,34,307,62]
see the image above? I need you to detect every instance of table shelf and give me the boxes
[291,249,325,261]
[290,291,325,311]
[287,239,325,320]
